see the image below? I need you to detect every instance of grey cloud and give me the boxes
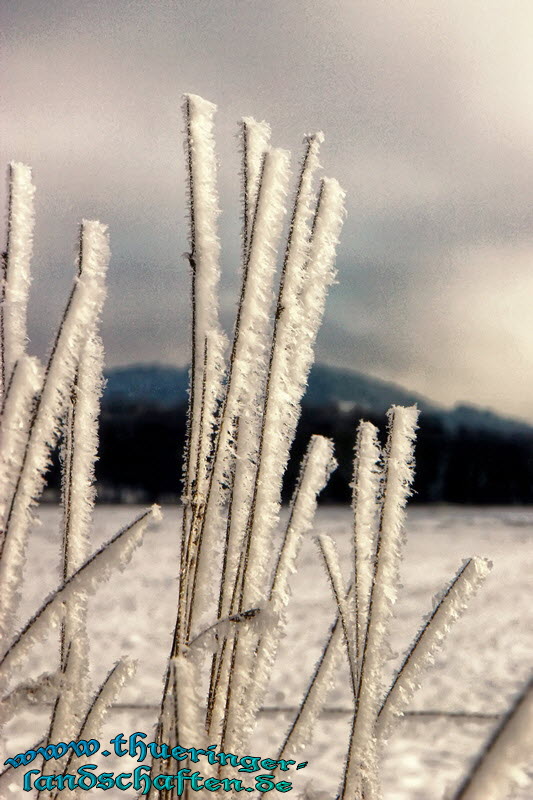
[4,0,533,419]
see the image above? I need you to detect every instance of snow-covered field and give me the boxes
[5,505,533,799]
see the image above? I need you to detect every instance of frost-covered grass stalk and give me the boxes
[1,162,36,393]
[0,165,161,797]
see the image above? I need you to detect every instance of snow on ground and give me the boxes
[4,505,533,799]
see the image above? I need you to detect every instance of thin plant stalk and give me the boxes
[220,176,345,755]
[0,506,160,683]
[352,421,382,669]
[2,162,35,385]
[206,136,323,726]
[183,146,291,640]
[342,406,419,800]
[376,556,491,739]
[0,221,109,645]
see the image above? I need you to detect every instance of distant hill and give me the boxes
[302,364,433,412]
[104,364,190,407]
[103,362,427,411]
[56,361,533,504]
[103,362,533,436]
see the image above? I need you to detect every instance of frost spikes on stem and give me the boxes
[271,435,336,611]
[204,120,272,653]
[377,556,492,740]
[59,332,104,642]
[60,333,104,585]
[223,437,337,746]
[48,333,105,749]
[148,655,205,800]
[182,94,226,514]
[0,506,160,682]
[209,117,272,627]
[317,534,358,699]
[184,146,291,639]
[186,147,292,756]
[240,117,271,259]
[240,174,345,615]
[171,655,206,749]
[236,134,325,595]
[0,356,43,518]
[351,421,382,672]
[2,162,36,385]
[210,153,344,757]
[298,176,345,343]
[49,659,135,800]
[0,221,109,645]
[207,148,335,743]
[342,405,419,800]
[209,135,324,702]
[180,96,227,649]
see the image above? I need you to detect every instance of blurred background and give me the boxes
[3,0,533,502]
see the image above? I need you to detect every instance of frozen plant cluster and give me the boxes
[148,96,532,800]
[0,96,532,800]
[0,162,161,798]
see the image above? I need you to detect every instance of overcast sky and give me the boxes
[3,1,533,420]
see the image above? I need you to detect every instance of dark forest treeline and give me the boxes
[45,403,533,504]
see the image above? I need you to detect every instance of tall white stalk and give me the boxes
[186,146,291,637]
[241,175,345,614]
[342,405,419,800]
[352,421,382,669]
[0,356,43,518]
[212,134,324,672]
[194,148,292,755]
[235,134,323,597]
[48,333,105,748]
[217,150,343,755]
[179,96,228,661]
[241,117,271,257]
[271,436,337,613]
[60,333,104,602]
[0,221,109,645]
[182,94,226,509]
[201,119,273,740]
[2,162,36,387]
